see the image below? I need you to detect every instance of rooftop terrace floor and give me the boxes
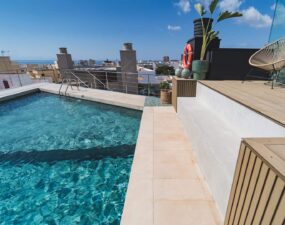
[121,107,222,225]
[199,81,285,127]
[0,83,146,110]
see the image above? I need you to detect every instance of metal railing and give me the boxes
[59,70,90,95]
[59,69,171,97]
[86,71,108,90]
[0,68,172,97]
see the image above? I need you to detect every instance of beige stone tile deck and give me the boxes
[121,106,223,225]
[0,83,146,110]
[40,83,145,110]
[0,83,47,101]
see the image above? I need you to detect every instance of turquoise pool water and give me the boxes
[0,92,141,224]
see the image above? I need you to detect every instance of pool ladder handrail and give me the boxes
[59,70,89,96]
[86,71,110,90]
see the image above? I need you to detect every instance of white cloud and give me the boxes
[219,0,243,11]
[195,0,272,29]
[240,7,272,28]
[175,0,191,14]
[271,3,276,10]
[167,25,182,31]
[197,0,212,8]
[196,0,242,11]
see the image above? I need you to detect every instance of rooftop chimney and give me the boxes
[59,47,68,54]
[123,43,133,51]
[57,47,73,70]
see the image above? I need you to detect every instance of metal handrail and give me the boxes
[86,71,108,89]
[69,71,89,88]
[59,70,89,95]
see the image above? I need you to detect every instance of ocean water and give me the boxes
[15,60,55,65]
[15,60,104,65]
[0,93,141,224]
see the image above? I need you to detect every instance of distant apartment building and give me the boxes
[29,68,59,83]
[79,60,89,67]
[163,56,170,63]
[0,56,21,73]
[102,59,116,67]
[56,47,73,71]
[88,59,96,66]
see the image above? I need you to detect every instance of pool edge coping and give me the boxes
[0,83,145,111]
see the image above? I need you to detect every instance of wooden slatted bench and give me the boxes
[225,138,285,225]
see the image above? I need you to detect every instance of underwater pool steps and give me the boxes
[0,144,136,164]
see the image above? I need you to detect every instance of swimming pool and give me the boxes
[0,92,142,224]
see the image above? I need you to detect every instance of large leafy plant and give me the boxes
[195,0,242,60]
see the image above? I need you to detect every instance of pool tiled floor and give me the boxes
[121,106,222,225]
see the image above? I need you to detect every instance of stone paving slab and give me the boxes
[121,106,223,225]
[0,83,146,110]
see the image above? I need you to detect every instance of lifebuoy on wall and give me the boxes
[182,43,193,69]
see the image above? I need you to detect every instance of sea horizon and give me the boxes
[15,60,55,65]
[14,59,106,65]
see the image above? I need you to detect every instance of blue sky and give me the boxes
[0,0,276,60]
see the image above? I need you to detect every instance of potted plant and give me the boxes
[160,81,171,104]
[192,0,242,80]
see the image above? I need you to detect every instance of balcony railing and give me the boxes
[0,68,172,97]
[60,69,171,97]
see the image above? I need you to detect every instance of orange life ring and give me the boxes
[182,43,193,69]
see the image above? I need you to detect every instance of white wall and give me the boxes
[0,74,51,91]
[177,83,285,217]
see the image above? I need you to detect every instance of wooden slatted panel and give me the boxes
[233,152,256,225]
[172,77,177,111]
[224,143,247,224]
[245,163,269,225]
[261,178,284,225]
[228,146,251,225]
[224,140,285,225]
[252,170,277,224]
[271,191,285,225]
[172,77,196,112]
[238,157,262,225]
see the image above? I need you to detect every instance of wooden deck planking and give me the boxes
[199,81,285,127]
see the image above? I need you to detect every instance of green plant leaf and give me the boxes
[160,81,170,90]
[217,11,243,22]
[210,0,219,14]
[209,31,219,41]
[194,3,206,16]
